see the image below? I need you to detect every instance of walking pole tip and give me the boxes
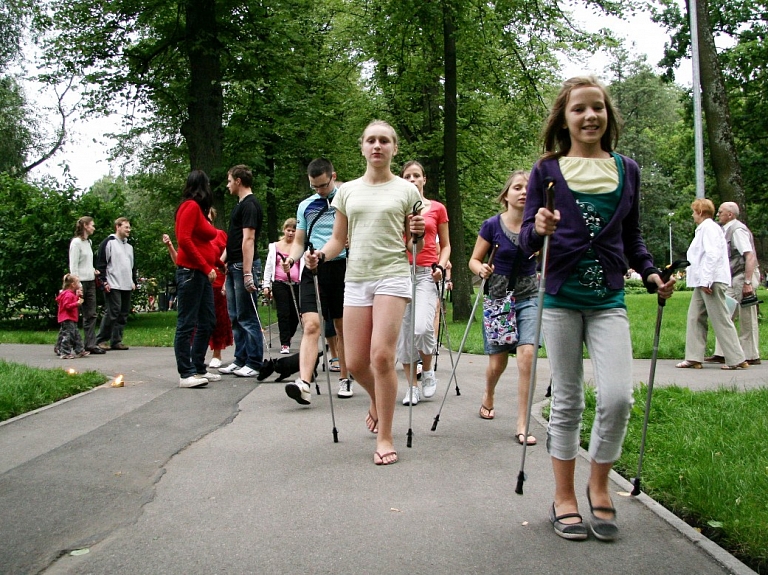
[515,471,526,495]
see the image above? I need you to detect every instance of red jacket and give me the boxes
[175,200,218,274]
[56,289,80,323]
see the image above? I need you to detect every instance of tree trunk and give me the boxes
[695,0,746,214]
[180,0,224,191]
[442,1,470,321]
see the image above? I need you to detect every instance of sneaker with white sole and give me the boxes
[337,378,353,398]
[285,378,311,405]
[179,374,209,388]
[280,345,290,354]
[402,385,420,405]
[208,357,222,369]
[199,372,222,382]
[421,370,437,398]
[233,365,258,377]
[218,362,242,374]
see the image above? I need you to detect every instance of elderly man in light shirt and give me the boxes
[705,202,760,365]
[676,198,748,370]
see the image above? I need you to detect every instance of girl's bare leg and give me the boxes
[515,344,535,439]
[370,295,408,462]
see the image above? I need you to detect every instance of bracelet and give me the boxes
[287,257,294,266]
[244,273,253,276]
[317,251,326,263]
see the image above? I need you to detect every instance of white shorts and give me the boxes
[344,276,412,307]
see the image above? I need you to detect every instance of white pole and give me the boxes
[689,0,706,198]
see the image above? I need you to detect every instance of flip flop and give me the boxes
[329,357,340,372]
[374,450,398,465]
[516,433,537,445]
[365,411,378,434]
[479,405,495,420]
[675,360,702,369]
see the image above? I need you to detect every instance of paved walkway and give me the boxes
[0,342,762,575]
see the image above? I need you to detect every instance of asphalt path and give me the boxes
[0,342,761,575]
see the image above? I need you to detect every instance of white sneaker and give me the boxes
[402,385,420,405]
[421,370,437,398]
[208,357,222,369]
[285,378,312,405]
[280,345,290,354]
[199,372,222,382]
[218,362,241,374]
[233,365,258,377]
[179,374,208,388]
[337,378,353,398]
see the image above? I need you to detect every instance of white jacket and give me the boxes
[686,218,731,288]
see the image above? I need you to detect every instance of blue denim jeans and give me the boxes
[174,267,216,378]
[226,261,264,370]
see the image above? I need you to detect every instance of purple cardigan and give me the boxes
[519,155,659,295]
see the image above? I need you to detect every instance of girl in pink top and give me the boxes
[56,274,89,359]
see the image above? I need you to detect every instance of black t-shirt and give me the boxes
[226,194,263,263]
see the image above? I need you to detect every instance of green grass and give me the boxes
[0,360,108,422]
[442,287,768,359]
[578,385,768,574]
[0,311,179,347]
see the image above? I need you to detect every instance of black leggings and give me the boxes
[272,281,300,347]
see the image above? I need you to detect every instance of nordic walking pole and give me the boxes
[632,259,689,496]
[277,252,303,329]
[309,243,339,443]
[406,200,423,449]
[431,243,499,432]
[247,290,273,362]
[516,176,555,495]
[431,263,459,390]
[431,264,446,371]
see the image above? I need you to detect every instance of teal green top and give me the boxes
[545,153,626,310]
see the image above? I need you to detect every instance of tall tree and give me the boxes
[654,0,747,212]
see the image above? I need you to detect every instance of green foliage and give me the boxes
[0,173,122,320]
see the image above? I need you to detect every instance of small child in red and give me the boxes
[56,274,89,359]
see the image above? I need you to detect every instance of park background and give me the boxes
[1,0,766,323]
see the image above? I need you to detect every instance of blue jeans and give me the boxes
[174,267,216,378]
[226,261,264,370]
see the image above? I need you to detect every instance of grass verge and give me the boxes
[543,385,767,574]
[0,360,108,422]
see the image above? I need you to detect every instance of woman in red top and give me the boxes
[174,170,221,388]
[397,160,451,405]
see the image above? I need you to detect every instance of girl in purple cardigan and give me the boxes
[520,76,675,542]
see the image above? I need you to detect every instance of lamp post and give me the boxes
[668,212,675,265]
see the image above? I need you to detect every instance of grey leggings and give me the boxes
[542,307,634,463]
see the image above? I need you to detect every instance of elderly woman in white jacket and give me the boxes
[262,218,304,354]
[676,198,747,370]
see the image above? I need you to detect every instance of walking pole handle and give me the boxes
[411,201,424,240]
[648,259,690,307]
[308,243,324,276]
[486,243,499,268]
[543,177,556,212]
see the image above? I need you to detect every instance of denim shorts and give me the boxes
[483,295,539,355]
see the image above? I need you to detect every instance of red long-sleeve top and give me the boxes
[175,200,218,275]
[56,289,80,323]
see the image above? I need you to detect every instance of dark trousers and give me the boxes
[272,281,300,347]
[80,280,97,349]
[174,267,216,378]
[58,320,85,355]
[97,289,132,346]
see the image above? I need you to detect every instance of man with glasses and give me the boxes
[282,158,352,405]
